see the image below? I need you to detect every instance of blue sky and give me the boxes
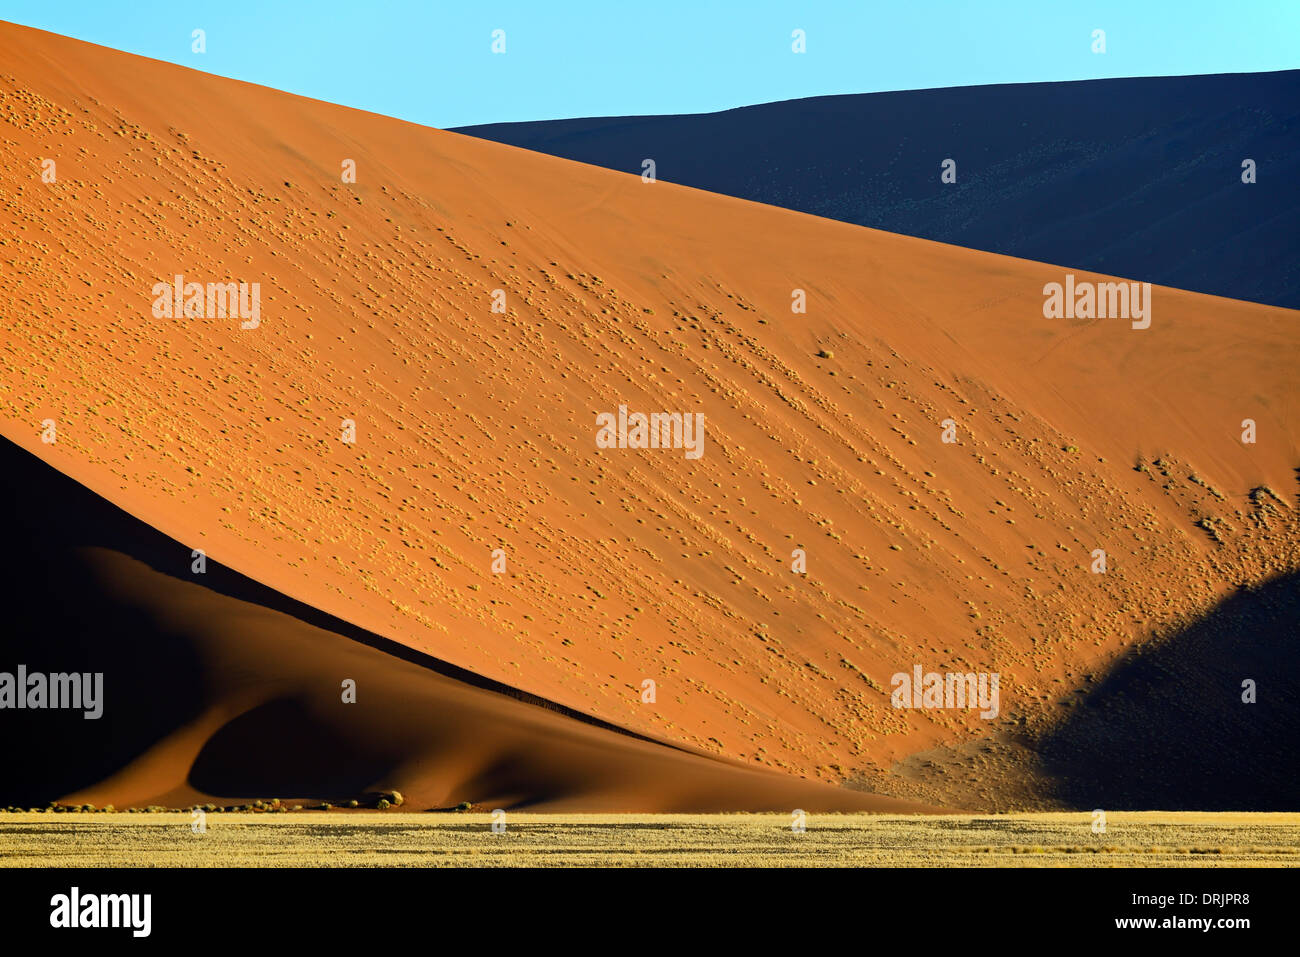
[3,1,1297,128]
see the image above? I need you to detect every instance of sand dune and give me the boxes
[0,22,1296,809]
[0,437,925,812]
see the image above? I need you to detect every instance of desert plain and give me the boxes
[3,811,1298,868]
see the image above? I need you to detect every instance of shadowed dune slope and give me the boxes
[1038,569,1299,811]
[458,71,1300,309]
[1,23,1297,808]
[0,437,926,812]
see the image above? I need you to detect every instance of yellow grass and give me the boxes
[2,812,1298,867]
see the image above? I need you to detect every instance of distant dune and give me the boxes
[0,22,1296,810]
[458,72,1300,309]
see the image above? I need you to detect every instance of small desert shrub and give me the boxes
[376,798,391,811]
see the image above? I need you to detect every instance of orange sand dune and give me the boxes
[0,437,920,812]
[0,22,1295,808]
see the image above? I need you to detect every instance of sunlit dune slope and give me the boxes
[1,22,1295,807]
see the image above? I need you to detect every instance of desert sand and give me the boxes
[0,21,1295,811]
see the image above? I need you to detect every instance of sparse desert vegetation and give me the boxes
[1,813,1297,868]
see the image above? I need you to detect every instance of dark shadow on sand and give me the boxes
[1037,571,1299,810]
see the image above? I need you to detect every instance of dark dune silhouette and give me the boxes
[457,71,1300,309]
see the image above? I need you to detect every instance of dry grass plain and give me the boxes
[1,812,1297,867]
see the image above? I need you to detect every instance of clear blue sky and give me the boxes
[3,1,1297,128]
